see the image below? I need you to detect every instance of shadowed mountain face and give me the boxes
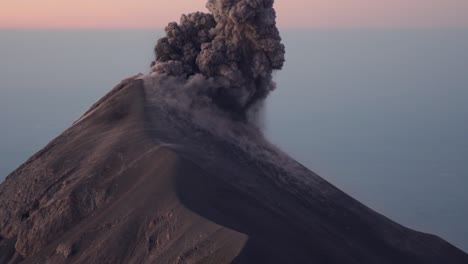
[0,76,467,264]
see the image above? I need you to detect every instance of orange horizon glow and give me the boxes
[1,0,468,29]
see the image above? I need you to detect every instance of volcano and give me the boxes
[0,75,467,264]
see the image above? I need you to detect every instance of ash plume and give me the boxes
[151,0,285,115]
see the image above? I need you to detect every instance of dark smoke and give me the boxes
[151,0,285,115]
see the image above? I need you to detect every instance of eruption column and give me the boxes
[152,0,285,114]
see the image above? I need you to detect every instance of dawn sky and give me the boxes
[1,0,467,29]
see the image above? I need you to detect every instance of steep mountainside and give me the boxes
[0,76,467,264]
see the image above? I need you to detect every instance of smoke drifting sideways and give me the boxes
[151,0,285,118]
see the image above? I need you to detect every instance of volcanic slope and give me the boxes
[0,76,467,264]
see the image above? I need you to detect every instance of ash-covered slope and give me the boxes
[0,75,467,264]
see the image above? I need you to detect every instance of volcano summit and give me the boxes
[1,0,467,263]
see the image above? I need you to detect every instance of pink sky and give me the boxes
[1,0,467,29]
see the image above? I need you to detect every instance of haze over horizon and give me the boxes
[1,0,467,255]
[1,0,468,29]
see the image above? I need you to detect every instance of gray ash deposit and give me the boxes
[1,1,467,263]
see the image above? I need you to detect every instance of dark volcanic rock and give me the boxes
[0,76,467,264]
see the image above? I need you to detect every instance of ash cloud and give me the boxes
[151,0,285,116]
